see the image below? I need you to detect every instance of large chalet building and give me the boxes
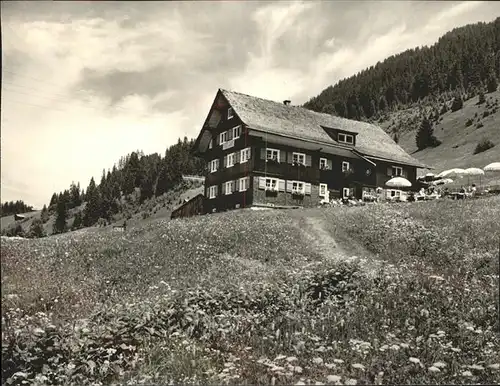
[192,89,429,213]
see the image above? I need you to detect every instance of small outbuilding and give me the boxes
[170,194,205,220]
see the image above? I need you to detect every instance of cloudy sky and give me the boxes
[2,1,499,208]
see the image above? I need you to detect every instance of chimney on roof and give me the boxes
[283,100,291,106]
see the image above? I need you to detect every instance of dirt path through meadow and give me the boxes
[292,208,393,277]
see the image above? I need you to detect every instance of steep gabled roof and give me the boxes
[220,89,429,168]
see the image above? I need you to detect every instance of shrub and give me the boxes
[483,110,490,118]
[476,121,484,129]
[465,118,473,127]
[478,90,486,104]
[474,139,495,154]
[451,95,463,112]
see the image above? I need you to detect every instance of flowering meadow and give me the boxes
[2,196,499,385]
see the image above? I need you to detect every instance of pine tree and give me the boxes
[72,211,83,230]
[53,194,68,234]
[478,89,486,104]
[139,173,154,203]
[40,204,49,223]
[49,193,58,211]
[69,182,81,208]
[83,177,101,227]
[487,73,498,93]
[416,117,441,150]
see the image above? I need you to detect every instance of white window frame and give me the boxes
[265,177,278,191]
[232,125,241,139]
[209,159,218,173]
[228,107,234,120]
[209,186,217,199]
[239,176,250,192]
[343,187,350,198]
[226,152,235,168]
[292,152,306,166]
[319,183,328,197]
[240,147,251,163]
[392,166,403,177]
[342,161,350,172]
[319,158,328,170]
[338,133,354,145]
[266,148,280,162]
[291,180,305,195]
[224,181,233,195]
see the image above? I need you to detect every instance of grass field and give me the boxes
[2,196,499,385]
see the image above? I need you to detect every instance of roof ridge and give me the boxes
[221,88,384,130]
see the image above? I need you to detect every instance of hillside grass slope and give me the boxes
[2,196,499,385]
[384,89,500,176]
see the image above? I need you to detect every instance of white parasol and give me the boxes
[464,167,485,187]
[436,168,467,179]
[484,162,500,172]
[386,177,412,188]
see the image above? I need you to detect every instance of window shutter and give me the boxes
[261,148,266,159]
[258,177,266,189]
[286,180,293,192]
[235,179,240,192]
[215,135,219,145]
[215,185,218,196]
[231,180,236,193]
[228,130,233,140]
[287,152,293,164]
[207,162,210,171]
[327,159,333,169]
[233,152,239,164]
[222,183,226,195]
[215,159,220,170]
[223,155,227,168]
[387,167,392,176]
[247,147,251,159]
[305,183,312,195]
[306,154,312,167]
[278,179,285,192]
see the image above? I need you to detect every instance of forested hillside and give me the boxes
[1,201,34,217]
[1,137,206,238]
[303,18,500,122]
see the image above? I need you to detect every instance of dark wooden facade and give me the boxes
[170,194,205,220]
[196,89,424,213]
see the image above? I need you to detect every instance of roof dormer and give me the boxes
[321,126,358,146]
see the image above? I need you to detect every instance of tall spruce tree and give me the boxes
[53,194,68,234]
[83,177,101,226]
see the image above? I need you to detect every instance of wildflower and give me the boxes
[461,371,473,377]
[400,343,409,348]
[325,363,336,369]
[409,357,420,364]
[326,375,341,383]
[345,379,357,385]
[333,359,344,364]
[469,364,484,371]
[488,364,500,370]
[351,363,365,371]
[428,366,440,373]
[286,356,298,363]
[433,362,446,368]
